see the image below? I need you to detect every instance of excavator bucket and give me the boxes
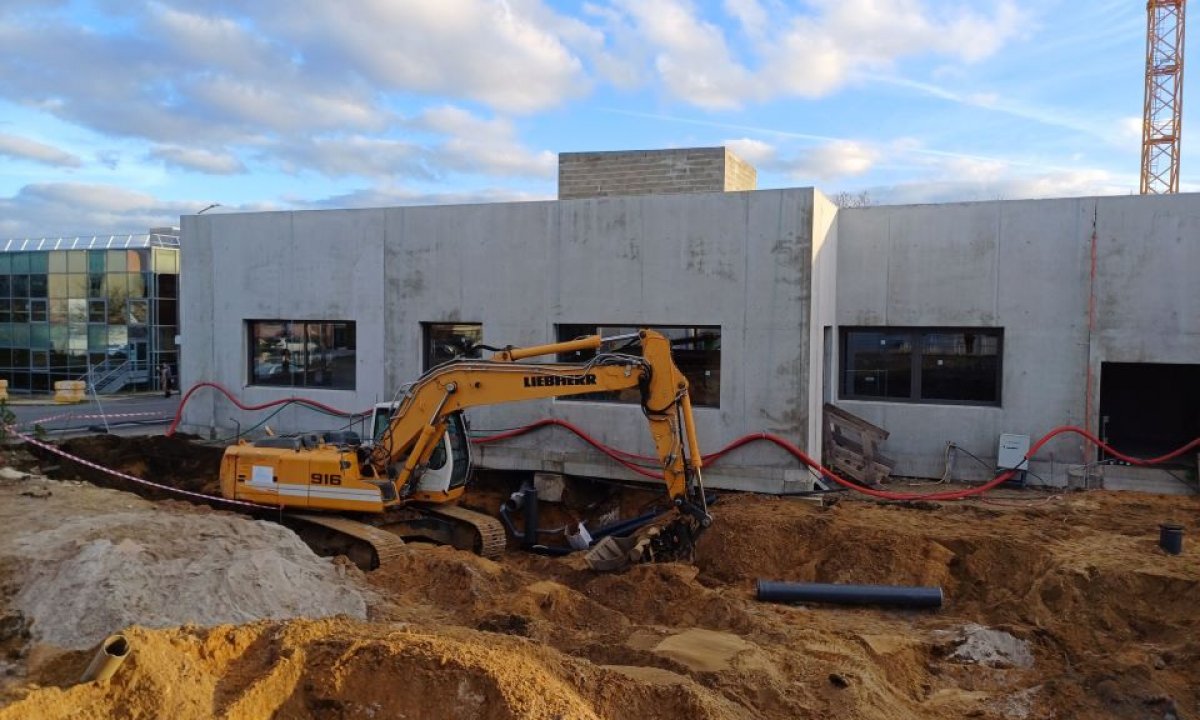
[584,533,654,572]
[584,517,700,571]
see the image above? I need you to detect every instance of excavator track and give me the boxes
[286,513,408,570]
[284,505,506,570]
[420,504,507,559]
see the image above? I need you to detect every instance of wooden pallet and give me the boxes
[822,403,895,486]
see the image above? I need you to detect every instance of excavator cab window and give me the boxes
[446,413,471,489]
[427,433,447,470]
[371,406,394,444]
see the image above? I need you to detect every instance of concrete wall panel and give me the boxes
[1093,194,1200,363]
[883,204,999,326]
[181,209,388,435]
[836,198,1094,480]
[385,202,557,383]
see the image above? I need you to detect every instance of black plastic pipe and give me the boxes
[521,485,539,550]
[756,579,943,608]
[1160,524,1184,555]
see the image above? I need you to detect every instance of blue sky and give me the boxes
[0,0,1183,238]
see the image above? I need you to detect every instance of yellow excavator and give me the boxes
[219,329,712,569]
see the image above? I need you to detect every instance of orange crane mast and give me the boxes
[1141,0,1187,194]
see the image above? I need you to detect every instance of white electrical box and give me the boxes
[997,433,1030,470]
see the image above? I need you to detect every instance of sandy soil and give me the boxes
[0,435,1196,719]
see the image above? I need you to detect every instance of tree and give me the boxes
[831,191,873,208]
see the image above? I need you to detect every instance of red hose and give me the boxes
[164,381,371,437]
[167,382,1200,502]
[473,418,1200,502]
[473,418,664,479]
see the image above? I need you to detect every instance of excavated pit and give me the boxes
[0,434,1196,719]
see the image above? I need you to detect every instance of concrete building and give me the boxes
[177,149,1198,492]
[0,230,181,395]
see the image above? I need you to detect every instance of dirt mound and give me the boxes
[0,619,750,720]
[0,475,366,660]
[2,433,1199,719]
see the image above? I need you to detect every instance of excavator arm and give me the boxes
[369,329,712,542]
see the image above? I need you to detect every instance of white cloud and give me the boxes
[411,106,556,178]
[722,0,768,39]
[612,0,754,109]
[273,135,430,180]
[725,137,879,181]
[0,183,190,239]
[602,0,1026,106]
[723,137,776,166]
[296,185,552,211]
[149,146,246,175]
[786,140,880,181]
[264,107,554,180]
[870,164,1132,205]
[268,0,589,113]
[814,0,1023,63]
[0,132,81,167]
[183,71,389,137]
[1118,116,1144,142]
[874,75,1125,143]
[763,0,1025,99]
[937,156,1011,183]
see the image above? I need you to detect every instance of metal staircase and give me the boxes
[83,358,150,394]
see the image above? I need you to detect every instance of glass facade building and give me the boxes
[0,230,180,395]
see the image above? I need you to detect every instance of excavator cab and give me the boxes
[370,402,472,496]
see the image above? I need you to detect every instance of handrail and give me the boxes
[86,359,132,394]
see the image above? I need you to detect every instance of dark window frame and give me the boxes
[247,319,357,390]
[421,322,483,371]
[553,324,721,408]
[840,326,1003,406]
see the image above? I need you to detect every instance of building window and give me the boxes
[422,323,482,371]
[248,320,356,389]
[555,324,721,407]
[841,327,1002,405]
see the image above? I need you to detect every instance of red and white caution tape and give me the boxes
[9,427,264,509]
[27,411,163,426]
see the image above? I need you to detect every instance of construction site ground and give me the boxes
[0,433,1196,719]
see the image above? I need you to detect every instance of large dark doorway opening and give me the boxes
[1099,362,1200,464]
